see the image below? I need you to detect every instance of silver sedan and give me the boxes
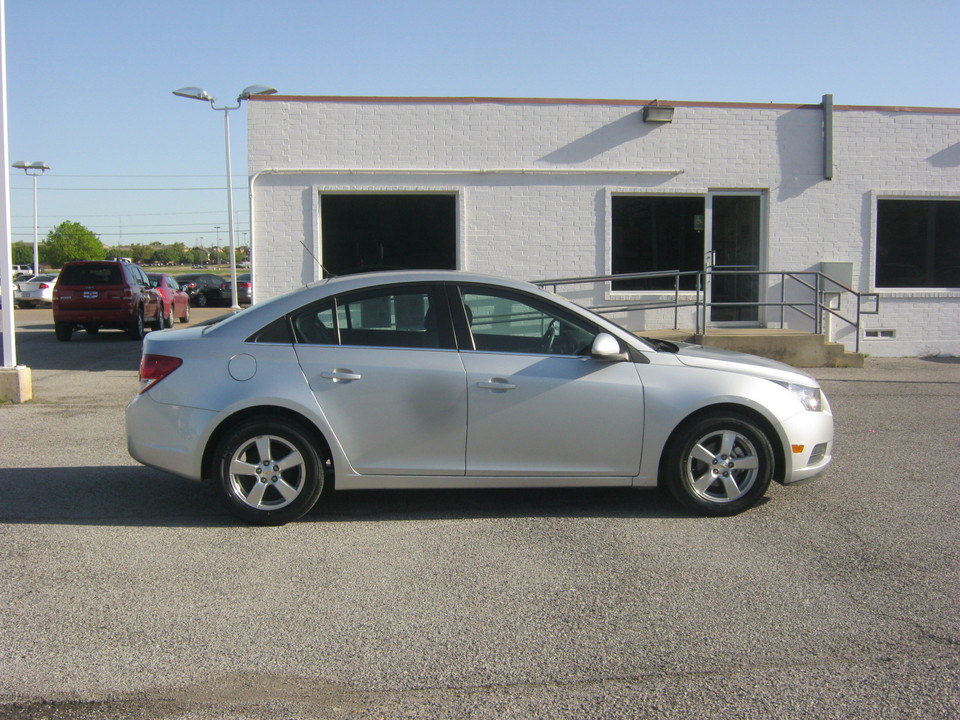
[126,271,833,525]
[14,273,58,308]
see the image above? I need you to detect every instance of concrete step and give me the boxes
[643,328,865,368]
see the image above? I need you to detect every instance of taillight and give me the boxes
[138,354,183,394]
[39,283,50,289]
[239,282,252,289]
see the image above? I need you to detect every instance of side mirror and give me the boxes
[591,332,629,361]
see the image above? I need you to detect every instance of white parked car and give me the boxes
[127,271,834,525]
[15,273,58,308]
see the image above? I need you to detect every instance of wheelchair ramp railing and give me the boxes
[534,270,879,353]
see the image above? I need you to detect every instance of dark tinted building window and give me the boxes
[876,199,960,288]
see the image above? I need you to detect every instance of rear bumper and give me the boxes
[126,392,217,481]
[19,291,52,304]
[54,307,136,324]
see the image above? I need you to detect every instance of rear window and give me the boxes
[59,264,122,286]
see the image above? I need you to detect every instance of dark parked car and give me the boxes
[220,273,252,305]
[53,260,162,341]
[147,273,191,327]
[175,273,225,307]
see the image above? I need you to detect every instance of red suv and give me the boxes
[53,260,163,341]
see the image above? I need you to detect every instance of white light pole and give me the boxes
[12,160,48,275]
[173,85,276,309]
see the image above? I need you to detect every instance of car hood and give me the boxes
[671,342,817,383]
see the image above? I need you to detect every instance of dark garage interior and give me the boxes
[320,194,457,277]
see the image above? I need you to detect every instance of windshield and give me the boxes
[540,289,658,352]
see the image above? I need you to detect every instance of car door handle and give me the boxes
[320,369,362,382]
[477,378,516,391]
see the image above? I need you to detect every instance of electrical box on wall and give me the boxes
[820,262,853,293]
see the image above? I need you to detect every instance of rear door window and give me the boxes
[291,285,454,350]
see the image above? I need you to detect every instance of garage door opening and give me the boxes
[321,194,457,276]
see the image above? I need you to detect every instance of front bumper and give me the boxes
[777,398,834,485]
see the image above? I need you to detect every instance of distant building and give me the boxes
[247,95,960,357]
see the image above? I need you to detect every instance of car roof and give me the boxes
[203,270,567,338]
[307,269,538,293]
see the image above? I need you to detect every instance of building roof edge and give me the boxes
[251,95,960,114]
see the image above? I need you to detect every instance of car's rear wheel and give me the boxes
[127,307,145,340]
[213,417,325,526]
[54,323,73,341]
[664,412,773,516]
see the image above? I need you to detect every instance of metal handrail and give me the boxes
[534,269,879,353]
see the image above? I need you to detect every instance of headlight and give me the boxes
[774,381,823,411]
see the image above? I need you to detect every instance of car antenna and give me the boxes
[298,239,337,278]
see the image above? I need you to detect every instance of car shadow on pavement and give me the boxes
[0,465,692,527]
[5,324,148,372]
[0,465,229,527]
[311,486,691,523]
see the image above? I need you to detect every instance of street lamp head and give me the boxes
[173,86,214,102]
[238,85,278,101]
[12,161,50,173]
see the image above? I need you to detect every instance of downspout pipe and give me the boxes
[823,94,834,180]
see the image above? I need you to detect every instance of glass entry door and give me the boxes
[707,193,762,324]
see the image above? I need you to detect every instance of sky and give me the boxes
[4,0,958,249]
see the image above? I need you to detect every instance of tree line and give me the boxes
[11,220,249,269]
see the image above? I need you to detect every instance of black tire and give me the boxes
[54,323,73,341]
[213,417,325,526]
[179,303,190,324]
[153,303,166,331]
[195,293,208,307]
[162,302,173,329]
[84,324,100,335]
[664,412,773,516]
[127,307,145,340]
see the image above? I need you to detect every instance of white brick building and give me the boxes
[247,95,960,357]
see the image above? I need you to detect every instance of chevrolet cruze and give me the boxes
[126,271,833,525]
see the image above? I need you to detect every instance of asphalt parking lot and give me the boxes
[1,307,958,719]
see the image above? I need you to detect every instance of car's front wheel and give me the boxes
[213,417,325,526]
[195,293,207,307]
[153,303,167,331]
[664,412,773,516]
[178,303,190,323]
[127,307,145,340]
